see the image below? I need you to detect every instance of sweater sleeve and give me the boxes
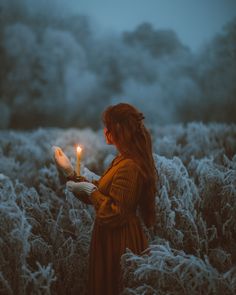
[90,161,142,228]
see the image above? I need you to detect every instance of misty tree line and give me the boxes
[0,0,236,129]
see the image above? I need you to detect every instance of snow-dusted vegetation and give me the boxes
[0,122,235,294]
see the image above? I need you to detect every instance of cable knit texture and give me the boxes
[88,154,149,295]
[66,181,97,196]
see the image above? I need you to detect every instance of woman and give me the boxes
[53,103,158,295]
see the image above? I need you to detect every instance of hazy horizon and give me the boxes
[0,0,236,129]
[62,0,236,51]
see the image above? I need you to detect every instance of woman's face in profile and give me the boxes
[103,127,113,145]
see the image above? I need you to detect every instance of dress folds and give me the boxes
[88,154,149,295]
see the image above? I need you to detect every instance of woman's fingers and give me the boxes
[55,147,63,157]
[55,147,67,161]
[52,146,62,160]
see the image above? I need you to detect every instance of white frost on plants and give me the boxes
[0,122,235,294]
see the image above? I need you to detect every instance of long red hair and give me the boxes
[102,103,158,228]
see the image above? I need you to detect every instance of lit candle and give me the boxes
[76,145,82,176]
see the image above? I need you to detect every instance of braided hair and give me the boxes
[102,103,158,228]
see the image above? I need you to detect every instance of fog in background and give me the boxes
[0,0,235,130]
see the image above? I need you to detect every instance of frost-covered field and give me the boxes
[0,122,236,295]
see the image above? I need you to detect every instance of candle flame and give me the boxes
[77,145,82,153]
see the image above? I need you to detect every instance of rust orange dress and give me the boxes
[88,154,149,295]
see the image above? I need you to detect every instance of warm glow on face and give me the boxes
[77,145,82,154]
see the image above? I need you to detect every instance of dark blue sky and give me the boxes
[69,0,236,51]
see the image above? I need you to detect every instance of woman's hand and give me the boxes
[52,146,74,177]
[66,181,97,196]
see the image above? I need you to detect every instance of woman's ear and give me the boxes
[107,132,113,145]
[104,127,113,145]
